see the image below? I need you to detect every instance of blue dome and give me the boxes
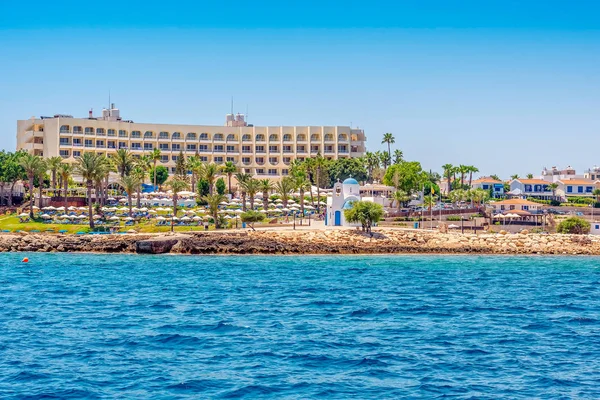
[343,178,359,185]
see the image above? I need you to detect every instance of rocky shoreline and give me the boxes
[1,228,600,255]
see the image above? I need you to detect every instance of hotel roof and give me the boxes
[514,179,548,185]
[558,179,599,185]
[492,199,541,206]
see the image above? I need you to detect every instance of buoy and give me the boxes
[22,257,28,263]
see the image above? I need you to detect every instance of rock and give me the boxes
[136,237,182,254]
[499,230,508,235]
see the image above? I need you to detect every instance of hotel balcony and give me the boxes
[22,142,44,152]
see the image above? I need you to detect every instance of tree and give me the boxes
[448,188,467,207]
[467,166,479,187]
[526,173,534,179]
[149,166,169,187]
[392,149,404,165]
[442,164,454,194]
[4,152,25,207]
[76,153,103,229]
[490,174,500,181]
[458,164,469,187]
[547,183,559,199]
[93,155,111,207]
[222,161,237,195]
[242,178,261,210]
[58,163,73,210]
[259,179,274,211]
[314,153,328,212]
[114,149,133,178]
[187,155,203,193]
[203,193,226,229]
[120,175,139,217]
[364,152,380,183]
[235,172,252,211]
[275,177,295,207]
[197,178,210,200]
[167,177,189,230]
[202,163,220,195]
[510,174,520,180]
[381,133,395,160]
[556,217,590,234]
[593,188,600,204]
[293,172,311,216]
[216,177,226,195]
[392,189,410,211]
[150,148,162,190]
[46,156,63,195]
[383,161,427,195]
[328,157,368,186]
[18,153,45,218]
[343,200,384,234]
[34,159,47,210]
[240,210,265,231]
[131,163,147,209]
[423,194,436,212]
[174,150,187,179]
[378,151,391,170]
[469,188,489,207]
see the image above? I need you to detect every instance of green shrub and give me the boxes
[556,217,590,234]
[447,215,461,221]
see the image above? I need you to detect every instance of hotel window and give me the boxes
[96,140,105,147]
[73,126,83,133]
[242,134,251,142]
[324,134,333,141]
[59,138,70,145]
[172,156,179,161]
[214,145,224,153]
[226,157,235,162]
[296,145,306,153]
[73,150,81,157]
[578,186,584,193]
[200,156,208,162]
[567,186,572,193]
[255,134,265,141]
[172,143,181,150]
[338,133,348,141]
[59,150,70,157]
[172,132,181,139]
[268,145,278,152]
[159,143,169,150]
[131,131,141,138]
[283,157,291,164]
[144,131,154,138]
[144,143,153,150]
[118,130,127,137]
[269,134,279,142]
[311,145,320,153]
[200,133,209,140]
[160,155,169,163]
[187,144,197,151]
[242,157,251,164]
[118,142,127,149]
[256,168,265,175]
[296,134,306,141]
[281,169,289,176]
[283,134,292,141]
[226,134,235,141]
[199,144,209,152]
[85,127,94,135]
[84,139,93,147]
[159,131,169,139]
[297,157,305,162]
[60,125,70,133]
[255,145,265,153]
[214,133,224,141]
[96,128,105,135]
[283,145,292,153]
[586,186,593,193]
[268,169,277,176]
[242,145,251,153]
[523,206,529,210]
[311,134,320,141]
[269,157,278,165]
[107,141,116,149]
[107,129,116,136]
[325,145,334,153]
[131,143,141,149]
[171,167,177,173]
[226,145,235,152]
[186,132,197,140]
[214,156,224,163]
[338,145,348,153]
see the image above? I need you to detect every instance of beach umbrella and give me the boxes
[180,216,191,221]
[448,224,460,229]
[68,206,77,211]
[192,216,202,221]
[139,207,148,212]
[156,216,166,221]
[493,214,505,218]
[259,209,267,213]
[109,216,120,221]
[119,199,128,203]
[41,213,51,219]
[56,206,65,211]
[93,214,102,219]
[219,201,229,205]
[275,199,282,203]
[107,197,116,201]
[148,210,157,214]
[77,215,87,219]
[18,212,29,217]
[281,207,290,212]
[78,207,87,211]
[123,217,134,221]
[224,215,231,219]
[171,216,179,221]
[61,214,72,219]
[32,206,39,210]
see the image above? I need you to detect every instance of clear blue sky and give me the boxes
[1,1,599,178]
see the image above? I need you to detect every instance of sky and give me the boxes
[1,0,599,178]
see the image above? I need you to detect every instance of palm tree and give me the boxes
[203,163,219,195]
[378,150,391,170]
[203,193,226,229]
[490,174,500,181]
[259,179,274,211]
[275,177,294,207]
[392,149,404,165]
[18,153,44,218]
[381,133,395,160]
[114,149,133,178]
[235,172,252,211]
[222,161,237,195]
[167,177,189,231]
[187,156,203,192]
[467,166,479,187]
[423,195,436,213]
[458,164,469,187]
[150,148,162,190]
[364,152,380,183]
[293,172,311,216]
[132,164,146,209]
[442,164,453,194]
[120,175,139,218]
[76,153,103,229]
[548,183,559,199]
[58,162,73,210]
[510,174,520,180]
[393,189,410,211]
[46,156,63,196]
[314,154,327,212]
[35,159,47,210]
[593,188,600,206]
[243,178,261,210]
[526,173,534,179]
[93,156,111,206]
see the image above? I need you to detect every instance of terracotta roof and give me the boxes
[514,179,548,185]
[492,199,541,206]
[472,179,502,184]
[558,179,598,185]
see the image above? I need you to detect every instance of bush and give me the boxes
[556,217,590,234]
[240,210,265,231]
[447,215,461,221]
[550,199,562,206]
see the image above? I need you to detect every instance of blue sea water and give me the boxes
[1,254,600,399]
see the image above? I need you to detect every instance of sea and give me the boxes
[1,253,600,399]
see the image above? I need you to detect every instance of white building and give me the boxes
[326,178,361,227]
[470,177,504,198]
[17,106,366,179]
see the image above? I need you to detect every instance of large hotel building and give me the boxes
[17,105,366,178]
